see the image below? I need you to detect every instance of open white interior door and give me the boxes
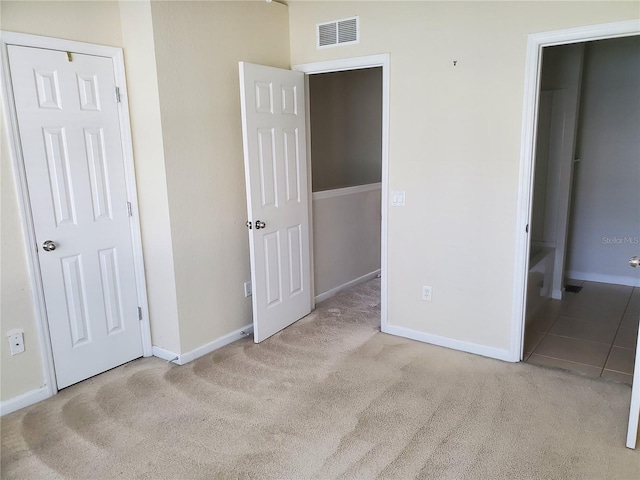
[239,62,312,343]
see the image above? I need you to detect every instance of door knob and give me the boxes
[42,240,57,252]
[630,256,640,268]
[255,220,266,230]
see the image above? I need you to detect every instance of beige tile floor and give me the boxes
[525,281,639,384]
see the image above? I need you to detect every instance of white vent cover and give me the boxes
[316,16,359,49]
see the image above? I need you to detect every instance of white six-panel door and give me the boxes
[8,45,143,388]
[239,62,312,342]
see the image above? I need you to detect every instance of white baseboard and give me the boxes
[153,324,253,365]
[315,269,381,303]
[382,324,513,362]
[152,345,181,363]
[1,386,51,416]
[566,270,640,288]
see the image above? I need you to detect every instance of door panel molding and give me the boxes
[293,54,390,332]
[239,62,312,342]
[0,31,152,401]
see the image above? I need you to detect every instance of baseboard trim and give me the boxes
[1,386,51,416]
[315,269,381,303]
[153,324,254,366]
[566,270,640,288]
[152,345,180,364]
[382,324,513,362]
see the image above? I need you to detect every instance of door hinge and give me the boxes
[127,201,133,217]
[526,224,529,233]
[115,87,121,103]
[138,306,143,320]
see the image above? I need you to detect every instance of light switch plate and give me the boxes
[391,190,405,206]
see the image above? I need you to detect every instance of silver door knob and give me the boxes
[42,240,57,252]
[255,220,266,229]
[630,256,640,268]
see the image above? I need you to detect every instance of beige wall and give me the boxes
[149,1,290,352]
[118,0,181,353]
[310,68,382,191]
[1,115,45,401]
[289,1,640,350]
[313,188,381,296]
[0,0,123,47]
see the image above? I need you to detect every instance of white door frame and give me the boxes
[510,20,640,363]
[293,54,390,330]
[0,31,152,398]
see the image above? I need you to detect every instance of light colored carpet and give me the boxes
[2,279,639,479]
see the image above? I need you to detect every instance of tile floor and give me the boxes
[525,281,639,384]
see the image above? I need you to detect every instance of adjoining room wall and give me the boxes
[309,67,382,300]
[566,36,640,286]
[289,1,639,352]
[313,186,381,299]
[310,68,382,191]
[531,43,584,247]
[149,1,291,353]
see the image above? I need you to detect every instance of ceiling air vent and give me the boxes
[316,16,359,49]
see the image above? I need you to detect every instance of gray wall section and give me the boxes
[313,188,381,296]
[566,36,640,283]
[309,67,382,192]
[532,43,584,247]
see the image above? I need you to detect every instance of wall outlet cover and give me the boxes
[422,285,432,302]
[8,332,25,355]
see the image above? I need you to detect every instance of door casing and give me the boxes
[0,31,152,398]
[293,54,390,331]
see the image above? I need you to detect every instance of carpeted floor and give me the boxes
[2,279,639,479]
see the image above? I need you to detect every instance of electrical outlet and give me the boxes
[422,285,432,302]
[244,281,252,297]
[8,332,25,355]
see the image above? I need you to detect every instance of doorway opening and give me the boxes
[307,66,383,324]
[512,21,640,448]
[522,35,640,383]
[294,54,390,331]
